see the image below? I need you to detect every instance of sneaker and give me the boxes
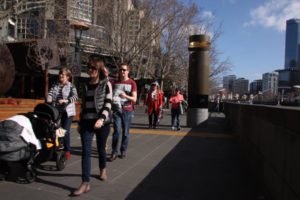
[65,151,71,160]
[171,126,175,130]
[177,127,181,131]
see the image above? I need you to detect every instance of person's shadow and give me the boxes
[36,171,80,196]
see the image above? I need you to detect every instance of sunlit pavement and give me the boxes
[0,106,258,200]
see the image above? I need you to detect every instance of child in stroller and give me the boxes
[0,103,67,183]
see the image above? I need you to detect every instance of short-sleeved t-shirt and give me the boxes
[112,78,137,112]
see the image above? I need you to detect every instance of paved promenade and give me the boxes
[0,106,258,200]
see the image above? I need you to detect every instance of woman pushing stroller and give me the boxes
[47,68,78,160]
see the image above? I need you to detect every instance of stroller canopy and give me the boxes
[34,103,60,123]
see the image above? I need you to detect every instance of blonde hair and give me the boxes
[59,67,72,80]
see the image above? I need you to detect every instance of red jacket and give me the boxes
[145,89,163,115]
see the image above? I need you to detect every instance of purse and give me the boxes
[179,102,184,115]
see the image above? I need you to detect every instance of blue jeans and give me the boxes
[61,112,73,152]
[171,109,180,128]
[79,123,110,182]
[112,111,134,155]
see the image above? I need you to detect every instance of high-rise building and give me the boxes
[250,79,262,95]
[284,19,300,69]
[223,75,236,93]
[262,72,278,95]
[233,78,249,95]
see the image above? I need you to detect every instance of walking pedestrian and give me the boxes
[73,56,112,196]
[145,81,163,129]
[169,88,185,131]
[47,67,78,160]
[110,63,137,161]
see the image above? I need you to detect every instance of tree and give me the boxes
[93,0,232,93]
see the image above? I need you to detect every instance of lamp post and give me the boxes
[69,21,89,82]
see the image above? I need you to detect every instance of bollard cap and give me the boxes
[188,34,210,51]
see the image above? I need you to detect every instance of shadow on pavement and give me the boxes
[126,115,259,200]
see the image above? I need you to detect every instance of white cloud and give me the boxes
[202,10,214,20]
[244,0,300,32]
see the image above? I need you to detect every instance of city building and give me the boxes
[249,79,262,95]
[0,0,153,98]
[233,78,249,96]
[262,72,278,95]
[277,18,300,94]
[284,19,300,69]
[277,68,300,93]
[223,75,236,93]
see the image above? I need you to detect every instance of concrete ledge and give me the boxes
[224,103,300,200]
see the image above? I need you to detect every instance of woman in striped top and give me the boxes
[73,56,112,196]
[47,68,78,160]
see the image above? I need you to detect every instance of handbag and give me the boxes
[179,102,184,115]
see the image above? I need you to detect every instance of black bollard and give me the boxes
[187,34,210,127]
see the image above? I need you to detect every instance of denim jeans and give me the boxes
[60,112,73,152]
[112,110,134,155]
[171,108,180,128]
[80,123,110,182]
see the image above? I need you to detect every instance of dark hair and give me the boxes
[119,63,130,71]
[88,57,107,80]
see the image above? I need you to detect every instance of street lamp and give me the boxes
[69,21,89,86]
[70,21,89,53]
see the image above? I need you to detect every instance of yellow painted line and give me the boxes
[72,124,235,139]
[130,128,236,139]
[130,128,188,137]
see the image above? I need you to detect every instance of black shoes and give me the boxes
[109,154,117,162]
[119,152,126,159]
[109,152,126,161]
[148,125,157,129]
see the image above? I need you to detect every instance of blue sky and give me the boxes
[187,0,300,83]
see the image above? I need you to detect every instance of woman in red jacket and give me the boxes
[145,82,163,129]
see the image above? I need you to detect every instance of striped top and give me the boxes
[81,78,112,128]
[47,81,78,117]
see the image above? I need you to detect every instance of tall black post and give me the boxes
[187,34,210,127]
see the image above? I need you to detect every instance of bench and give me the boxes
[0,98,80,121]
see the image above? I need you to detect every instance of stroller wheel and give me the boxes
[25,169,36,183]
[56,151,66,171]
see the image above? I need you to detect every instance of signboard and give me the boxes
[37,38,59,69]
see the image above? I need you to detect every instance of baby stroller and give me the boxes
[29,103,67,171]
[0,103,66,183]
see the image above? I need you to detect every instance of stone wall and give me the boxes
[224,103,300,200]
